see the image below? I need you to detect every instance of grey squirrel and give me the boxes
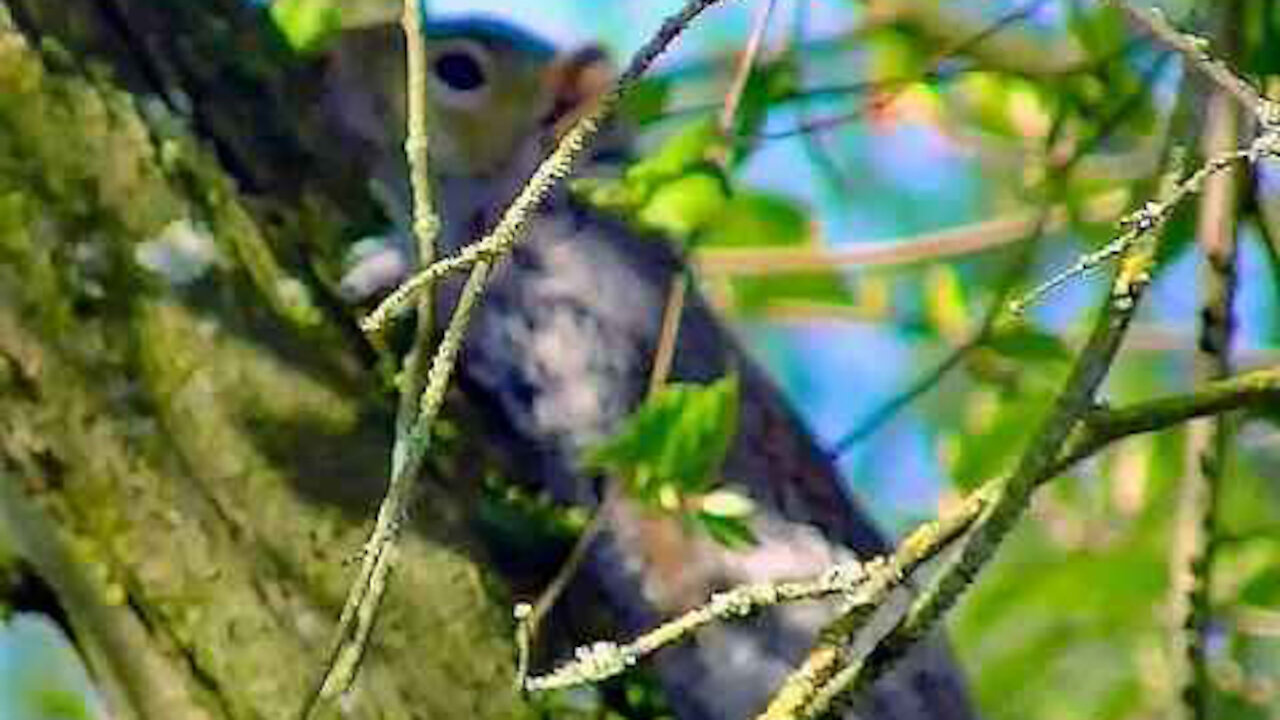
[325,16,978,720]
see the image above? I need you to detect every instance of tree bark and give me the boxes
[0,2,529,718]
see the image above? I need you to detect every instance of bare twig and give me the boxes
[303,1,440,713]
[525,487,991,695]
[1065,365,1280,463]
[652,0,777,392]
[694,202,1108,276]
[1107,1,1272,124]
[1171,9,1244,715]
[1010,135,1275,314]
[824,64,1165,456]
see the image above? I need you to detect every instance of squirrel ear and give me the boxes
[542,45,616,137]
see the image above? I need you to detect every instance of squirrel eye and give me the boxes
[433,50,486,92]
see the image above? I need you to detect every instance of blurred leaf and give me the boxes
[1065,3,1126,59]
[697,489,755,519]
[865,27,930,83]
[985,324,1071,364]
[620,77,674,126]
[923,265,969,340]
[949,389,1051,490]
[270,0,343,55]
[693,512,757,549]
[700,191,811,248]
[954,515,1169,720]
[1242,2,1280,75]
[630,119,725,186]
[700,192,857,315]
[586,374,740,501]
[950,72,1055,142]
[636,171,729,239]
[731,272,856,316]
[730,59,799,142]
[1239,568,1280,607]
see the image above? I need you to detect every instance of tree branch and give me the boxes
[1107,0,1272,123]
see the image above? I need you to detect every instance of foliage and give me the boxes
[586,374,757,547]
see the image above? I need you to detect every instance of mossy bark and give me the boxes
[0,3,529,719]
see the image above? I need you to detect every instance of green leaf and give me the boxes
[866,27,931,85]
[923,265,969,340]
[985,324,1071,364]
[586,374,740,502]
[636,171,729,240]
[694,512,758,549]
[948,389,1052,490]
[731,272,855,316]
[700,191,811,249]
[699,191,857,315]
[730,59,800,141]
[1066,3,1126,59]
[270,0,343,55]
[628,118,725,187]
[949,72,1055,141]
[1239,568,1280,607]
[619,77,674,126]
[572,118,731,242]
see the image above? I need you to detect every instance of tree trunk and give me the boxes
[0,2,530,718]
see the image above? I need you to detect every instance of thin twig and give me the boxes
[694,201,1115,276]
[1107,0,1272,124]
[756,0,1055,141]
[303,1,439,714]
[304,259,491,717]
[824,67,1163,456]
[394,0,439,472]
[1172,9,1244,714]
[516,481,622,672]
[1066,365,1280,461]
[1010,136,1274,314]
[651,0,776,393]
[526,488,991,695]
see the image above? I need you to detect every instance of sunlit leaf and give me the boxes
[586,374,740,501]
[950,72,1054,141]
[866,27,931,82]
[637,170,729,240]
[700,191,811,249]
[697,488,755,519]
[694,512,757,549]
[923,264,969,340]
[628,118,725,186]
[270,0,343,55]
